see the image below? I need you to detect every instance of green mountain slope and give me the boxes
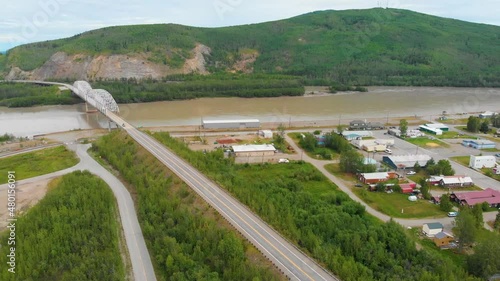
[3,8,500,86]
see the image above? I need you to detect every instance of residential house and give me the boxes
[433,232,455,247]
[439,176,474,188]
[423,222,444,237]
[358,172,397,184]
[451,188,500,208]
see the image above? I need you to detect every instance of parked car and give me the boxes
[495,153,500,157]
[385,148,392,154]
[278,158,290,163]
[447,211,458,217]
[407,171,416,175]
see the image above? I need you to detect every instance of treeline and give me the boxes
[93,131,283,281]
[151,131,478,281]
[0,83,81,107]
[0,171,125,281]
[92,75,304,103]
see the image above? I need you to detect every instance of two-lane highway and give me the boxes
[107,112,338,281]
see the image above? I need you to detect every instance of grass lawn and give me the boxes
[437,118,468,125]
[353,188,446,219]
[324,164,446,218]
[0,146,78,183]
[480,147,500,152]
[481,168,500,181]
[405,137,450,148]
[450,156,470,166]
[324,163,358,182]
[435,131,474,139]
[288,132,340,160]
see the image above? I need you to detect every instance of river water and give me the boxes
[1,87,499,137]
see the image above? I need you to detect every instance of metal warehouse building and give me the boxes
[232,144,276,157]
[383,154,432,169]
[202,119,260,129]
[462,139,496,150]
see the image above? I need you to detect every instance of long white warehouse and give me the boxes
[202,119,260,129]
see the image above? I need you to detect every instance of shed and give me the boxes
[422,222,444,237]
[259,130,273,139]
[469,155,496,169]
[433,232,454,247]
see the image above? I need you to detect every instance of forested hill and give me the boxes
[2,8,500,86]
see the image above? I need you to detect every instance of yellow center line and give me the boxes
[128,129,327,281]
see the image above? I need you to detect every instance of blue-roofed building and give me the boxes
[462,139,496,149]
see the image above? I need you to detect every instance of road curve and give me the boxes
[0,144,157,281]
[69,144,157,281]
[107,113,338,281]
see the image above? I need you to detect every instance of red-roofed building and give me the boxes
[451,188,500,208]
[400,183,417,194]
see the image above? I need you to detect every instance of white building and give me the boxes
[469,155,497,169]
[232,144,276,157]
[422,222,444,237]
[258,130,273,139]
[342,130,373,140]
[351,139,390,152]
[202,119,260,129]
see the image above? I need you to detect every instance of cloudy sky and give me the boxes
[1,0,499,52]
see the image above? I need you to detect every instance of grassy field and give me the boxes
[324,163,358,182]
[324,164,445,218]
[353,188,445,218]
[0,146,78,183]
[437,118,468,125]
[435,131,474,139]
[405,137,450,148]
[450,156,470,166]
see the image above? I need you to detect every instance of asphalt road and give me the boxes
[69,144,157,281]
[0,144,157,281]
[106,112,338,281]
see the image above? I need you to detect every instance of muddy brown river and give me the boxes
[1,86,499,137]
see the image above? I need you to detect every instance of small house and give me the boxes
[433,232,454,247]
[258,130,273,139]
[423,222,444,237]
[359,172,397,184]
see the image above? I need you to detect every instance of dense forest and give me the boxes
[2,8,500,87]
[92,131,284,281]
[0,171,125,281]
[92,74,304,103]
[150,131,480,281]
[0,82,81,107]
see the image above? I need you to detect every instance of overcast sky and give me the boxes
[1,0,499,52]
